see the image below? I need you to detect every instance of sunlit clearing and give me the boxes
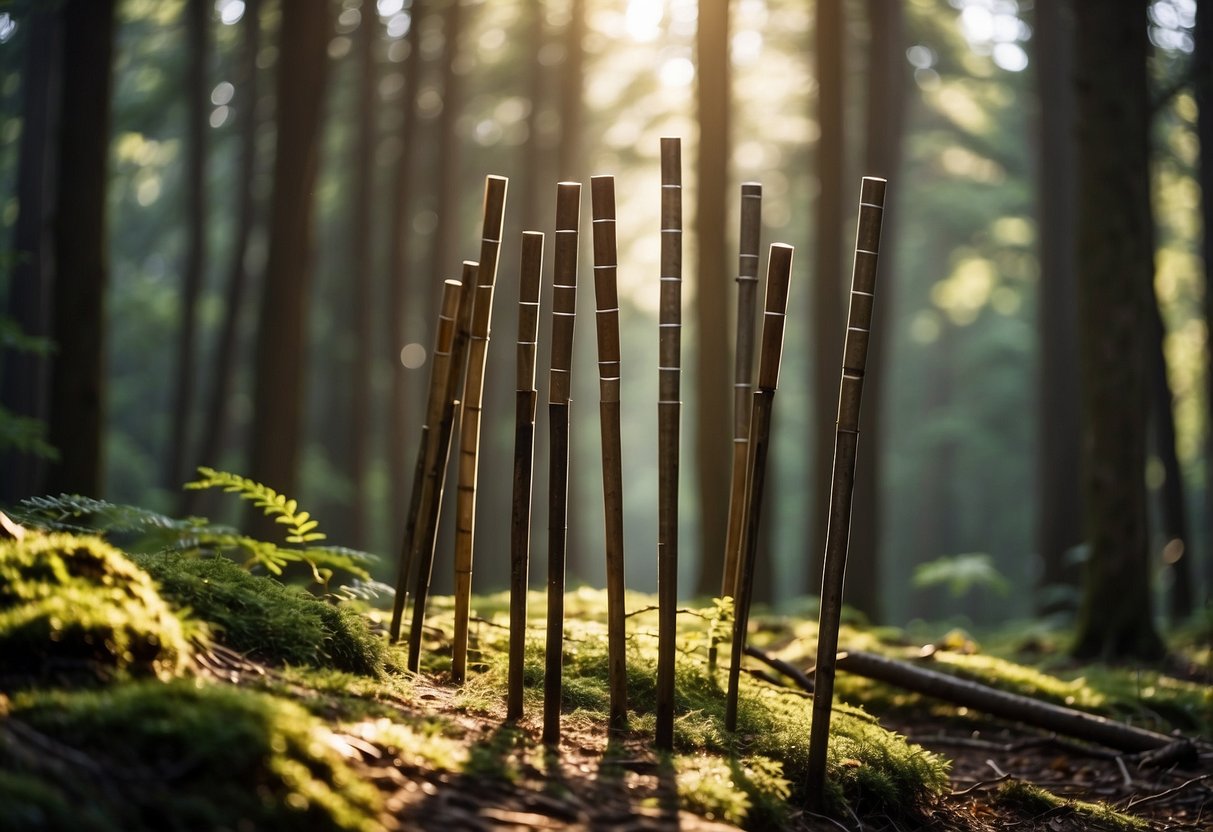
[377,0,405,16]
[626,0,663,42]
[400,343,426,369]
[659,56,694,88]
[0,13,16,43]
[215,0,245,26]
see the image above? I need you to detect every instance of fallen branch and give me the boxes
[744,644,815,693]
[1123,773,1213,811]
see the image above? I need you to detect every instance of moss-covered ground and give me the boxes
[1,529,1207,831]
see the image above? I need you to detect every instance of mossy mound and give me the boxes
[1,680,383,832]
[0,533,191,682]
[132,551,386,676]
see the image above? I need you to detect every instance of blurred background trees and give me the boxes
[0,0,1206,653]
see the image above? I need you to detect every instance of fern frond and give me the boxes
[185,467,328,546]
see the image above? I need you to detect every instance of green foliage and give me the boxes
[185,467,326,545]
[912,553,1010,598]
[131,550,386,677]
[674,754,791,828]
[995,781,1149,831]
[0,532,192,682]
[2,680,383,832]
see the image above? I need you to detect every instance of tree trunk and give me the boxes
[165,0,210,494]
[809,0,846,596]
[248,0,332,508]
[1197,0,1213,610]
[190,0,263,507]
[693,0,731,596]
[44,0,116,498]
[847,0,906,622]
[1070,0,1164,661]
[1,7,61,503]
[1032,0,1083,616]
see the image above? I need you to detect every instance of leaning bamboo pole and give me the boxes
[543,181,581,747]
[389,278,464,643]
[507,230,544,720]
[805,177,887,809]
[452,175,509,683]
[656,137,682,750]
[407,260,480,672]
[725,242,794,732]
[590,175,628,731]
[721,182,763,600]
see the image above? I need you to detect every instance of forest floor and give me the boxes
[2,525,1210,831]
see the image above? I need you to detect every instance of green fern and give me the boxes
[184,467,327,545]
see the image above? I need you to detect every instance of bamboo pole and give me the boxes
[656,137,682,750]
[722,182,763,599]
[389,276,465,643]
[725,242,794,732]
[543,181,581,747]
[407,260,480,672]
[590,175,628,731]
[508,230,544,720]
[452,175,509,683]
[805,177,887,809]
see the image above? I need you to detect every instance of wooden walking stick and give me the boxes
[805,177,886,809]
[590,175,628,731]
[452,175,509,683]
[389,277,464,643]
[508,230,544,720]
[543,181,581,747]
[656,137,682,750]
[725,242,794,732]
[408,260,479,672]
[722,182,763,600]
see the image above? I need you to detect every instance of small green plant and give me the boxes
[912,552,1010,598]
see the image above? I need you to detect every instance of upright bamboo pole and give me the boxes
[407,260,480,671]
[656,137,682,750]
[508,230,544,720]
[543,181,581,747]
[722,182,763,599]
[590,175,628,731]
[805,177,886,807]
[452,175,509,683]
[725,242,794,732]
[389,278,464,643]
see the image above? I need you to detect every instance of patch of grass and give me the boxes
[0,533,192,682]
[674,753,791,828]
[132,551,385,676]
[3,679,383,832]
[996,780,1149,831]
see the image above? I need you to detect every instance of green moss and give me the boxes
[132,552,385,676]
[996,781,1149,831]
[675,754,791,828]
[4,680,383,832]
[0,533,191,682]
[0,769,120,832]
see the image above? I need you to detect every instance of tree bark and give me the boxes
[248,0,332,507]
[1,6,61,502]
[45,0,116,498]
[809,0,846,596]
[693,0,731,596]
[1070,0,1164,661]
[165,0,210,494]
[1032,0,1083,616]
[1197,0,1213,609]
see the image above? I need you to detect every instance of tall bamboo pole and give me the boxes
[452,175,509,683]
[805,177,887,808]
[722,182,763,599]
[508,230,544,720]
[389,276,465,643]
[543,181,581,747]
[407,260,480,670]
[590,175,629,731]
[656,137,682,750]
[725,242,794,732]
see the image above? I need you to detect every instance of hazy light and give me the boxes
[992,42,1027,72]
[209,105,230,128]
[386,12,411,39]
[211,81,234,106]
[0,13,16,43]
[659,56,694,87]
[732,30,762,65]
[216,0,245,25]
[906,44,935,69]
[413,210,438,234]
[337,8,361,32]
[377,0,405,16]
[328,36,352,59]
[400,343,426,369]
[625,0,663,42]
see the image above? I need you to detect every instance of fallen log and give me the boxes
[744,645,1197,764]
